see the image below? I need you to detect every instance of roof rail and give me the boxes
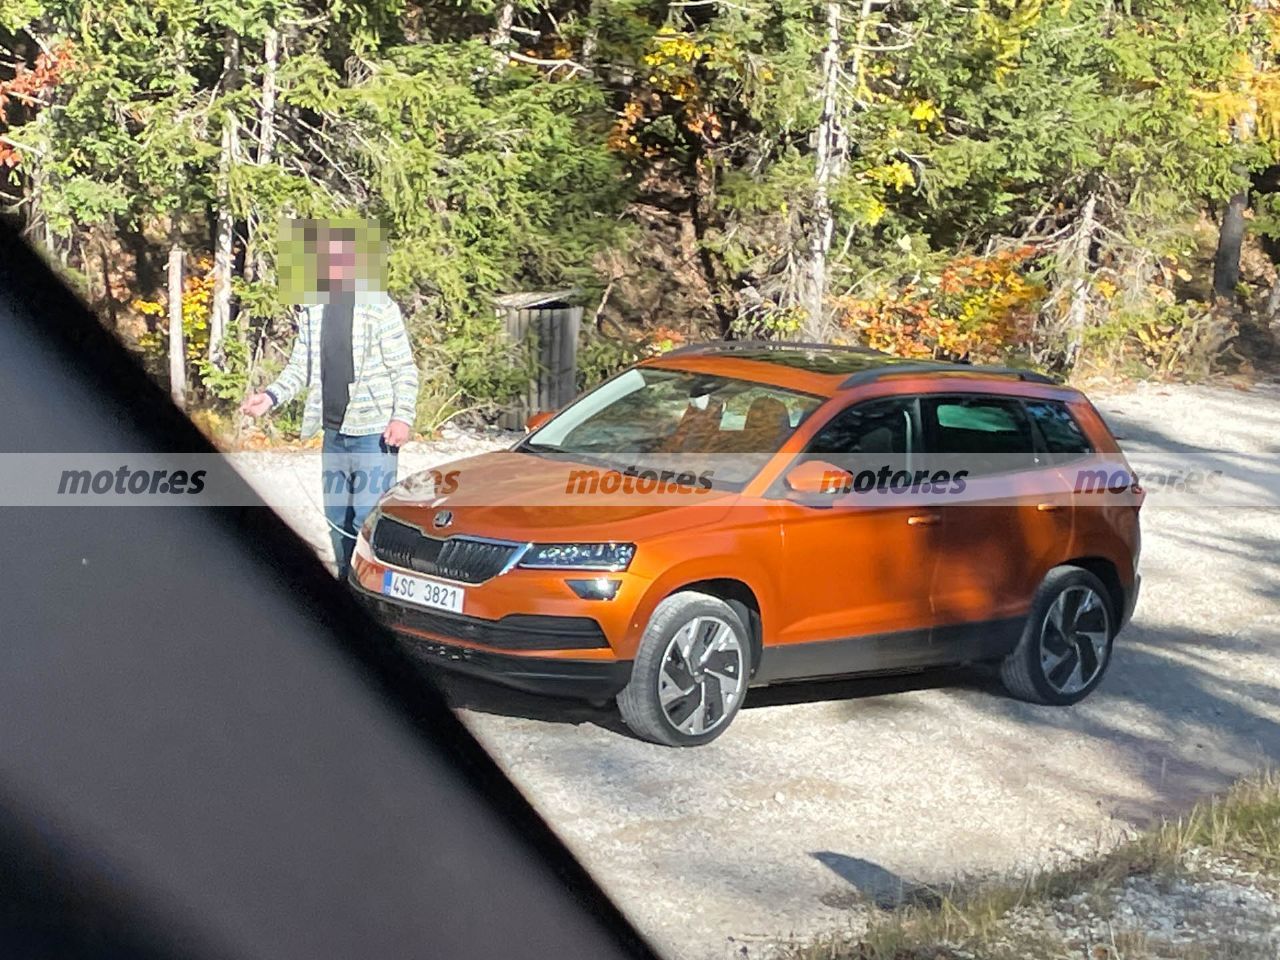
[839,362,1061,388]
[663,339,885,357]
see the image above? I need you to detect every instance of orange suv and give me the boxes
[351,343,1142,746]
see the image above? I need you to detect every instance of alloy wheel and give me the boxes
[1039,586,1111,696]
[657,616,746,736]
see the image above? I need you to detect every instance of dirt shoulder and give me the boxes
[777,772,1280,960]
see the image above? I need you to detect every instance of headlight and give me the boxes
[518,542,636,571]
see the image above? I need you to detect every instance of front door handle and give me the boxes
[1036,502,1063,512]
[907,513,940,527]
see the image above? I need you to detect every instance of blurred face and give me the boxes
[321,238,356,289]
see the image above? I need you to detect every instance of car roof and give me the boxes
[641,340,1068,399]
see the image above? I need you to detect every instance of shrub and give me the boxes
[833,247,1045,363]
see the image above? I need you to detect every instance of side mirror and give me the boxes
[784,459,852,496]
[525,410,554,432]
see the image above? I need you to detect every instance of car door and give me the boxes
[761,395,942,682]
[921,393,1074,656]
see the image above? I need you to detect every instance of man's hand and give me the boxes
[240,392,274,417]
[383,419,411,448]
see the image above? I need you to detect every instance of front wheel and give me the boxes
[617,592,751,747]
[1000,566,1115,706]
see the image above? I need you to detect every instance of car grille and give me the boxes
[371,516,520,584]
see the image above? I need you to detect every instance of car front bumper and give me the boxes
[350,577,633,701]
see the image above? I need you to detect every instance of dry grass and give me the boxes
[778,772,1280,960]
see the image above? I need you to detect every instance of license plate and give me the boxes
[381,570,465,614]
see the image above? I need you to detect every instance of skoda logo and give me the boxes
[433,509,454,530]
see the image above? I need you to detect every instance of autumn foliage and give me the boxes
[833,248,1045,364]
[0,42,75,169]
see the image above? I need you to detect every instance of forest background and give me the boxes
[3,0,1280,440]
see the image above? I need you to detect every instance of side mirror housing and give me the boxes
[525,410,554,432]
[784,459,852,496]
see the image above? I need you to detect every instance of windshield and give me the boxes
[519,367,824,488]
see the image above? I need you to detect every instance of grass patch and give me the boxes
[779,772,1280,960]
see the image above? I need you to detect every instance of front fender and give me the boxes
[617,525,782,660]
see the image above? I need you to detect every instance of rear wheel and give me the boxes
[1001,566,1114,706]
[617,592,750,747]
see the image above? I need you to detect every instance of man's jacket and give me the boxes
[265,294,419,440]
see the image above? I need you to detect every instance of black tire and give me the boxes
[616,591,751,747]
[1001,566,1115,706]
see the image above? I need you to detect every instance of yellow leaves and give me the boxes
[644,30,712,68]
[132,257,215,364]
[910,100,939,129]
[976,0,1045,84]
[1191,47,1280,143]
[854,196,888,227]
[866,160,916,192]
[1269,12,1280,54]
[1095,279,1117,300]
[909,101,937,122]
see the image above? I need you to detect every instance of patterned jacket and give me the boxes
[265,293,419,439]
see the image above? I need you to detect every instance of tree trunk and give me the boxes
[99,244,118,330]
[259,26,278,165]
[491,2,515,64]
[209,29,241,366]
[1265,276,1280,320]
[1212,4,1268,303]
[1213,189,1248,301]
[801,1,849,341]
[1062,193,1098,369]
[244,24,279,308]
[580,0,601,73]
[167,242,187,408]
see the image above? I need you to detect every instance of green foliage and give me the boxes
[1,0,1272,432]
[576,331,642,391]
[194,320,252,400]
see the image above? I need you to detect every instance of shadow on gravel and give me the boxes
[434,659,993,740]
[811,852,942,910]
[977,619,1280,825]
[743,666,993,710]
[431,670,633,737]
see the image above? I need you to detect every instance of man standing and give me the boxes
[241,226,419,580]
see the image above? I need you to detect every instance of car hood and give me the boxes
[378,449,739,542]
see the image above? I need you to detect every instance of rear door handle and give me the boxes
[907,513,940,527]
[1036,502,1063,512]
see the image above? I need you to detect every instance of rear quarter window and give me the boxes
[1024,400,1093,459]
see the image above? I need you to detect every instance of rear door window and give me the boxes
[920,395,1042,476]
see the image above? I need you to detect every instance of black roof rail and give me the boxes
[664,339,885,357]
[839,362,1061,388]
[659,340,1061,387]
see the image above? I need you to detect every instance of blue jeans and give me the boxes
[322,429,398,580]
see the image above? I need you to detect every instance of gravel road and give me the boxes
[241,379,1280,960]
